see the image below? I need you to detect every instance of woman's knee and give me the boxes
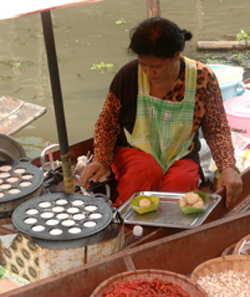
[159,160,200,192]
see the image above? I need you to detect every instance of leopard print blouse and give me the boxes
[93,57,236,172]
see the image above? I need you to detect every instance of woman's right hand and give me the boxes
[80,161,108,189]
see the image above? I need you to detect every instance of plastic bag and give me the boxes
[199,132,250,183]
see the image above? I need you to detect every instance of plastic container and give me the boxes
[223,90,250,140]
[208,64,245,101]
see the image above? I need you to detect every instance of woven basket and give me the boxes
[91,269,208,296]
[221,243,236,257]
[233,234,250,255]
[190,255,250,282]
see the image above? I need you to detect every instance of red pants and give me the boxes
[111,147,200,207]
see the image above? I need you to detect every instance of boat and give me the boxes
[2,136,250,249]
[1,137,250,296]
[30,137,250,248]
[2,207,250,296]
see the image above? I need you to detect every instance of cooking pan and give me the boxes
[0,159,44,216]
[12,192,116,249]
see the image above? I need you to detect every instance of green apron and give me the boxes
[124,57,197,173]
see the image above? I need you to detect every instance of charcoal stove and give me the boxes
[11,192,120,249]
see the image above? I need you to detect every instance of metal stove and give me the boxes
[12,192,116,249]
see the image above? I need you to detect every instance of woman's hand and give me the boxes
[80,161,108,189]
[216,167,243,208]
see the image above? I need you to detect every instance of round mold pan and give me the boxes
[32,224,120,250]
[12,193,113,242]
[0,160,44,203]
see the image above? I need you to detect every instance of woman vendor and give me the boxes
[80,17,243,208]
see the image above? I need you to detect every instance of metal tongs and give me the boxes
[73,172,113,207]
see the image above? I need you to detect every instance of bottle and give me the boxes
[133,225,143,239]
[124,225,143,247]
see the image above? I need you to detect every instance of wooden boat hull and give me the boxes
[0,137,250,295]
[2,210,250,297]
[30,137,250,248]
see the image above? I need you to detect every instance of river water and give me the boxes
[0,0,249,158]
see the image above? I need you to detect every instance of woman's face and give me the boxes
[138,53,180,84]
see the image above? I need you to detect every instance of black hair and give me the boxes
[128,17,192,59]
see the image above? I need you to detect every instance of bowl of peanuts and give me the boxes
[191,255,250,297]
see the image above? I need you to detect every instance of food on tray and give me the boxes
[197,270,250,296]
[139,198,152,208]
[178,190,208,214]
[130,195,159,214]
[101,277,190,296]
[179,192,205,208]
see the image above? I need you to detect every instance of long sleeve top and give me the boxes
[93,57,236,173]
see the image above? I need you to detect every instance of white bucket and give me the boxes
[207,64,245,101]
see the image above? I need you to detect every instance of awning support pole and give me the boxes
[40,10,74,193]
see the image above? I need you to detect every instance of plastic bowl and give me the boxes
[207,64,245,101]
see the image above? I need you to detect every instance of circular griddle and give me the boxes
[12,193,113,241]
[0,160,44,203]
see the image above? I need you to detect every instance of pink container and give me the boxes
[224,90,250,140]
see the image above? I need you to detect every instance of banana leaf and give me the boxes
[130,195,160,215]
[179,190,209,215]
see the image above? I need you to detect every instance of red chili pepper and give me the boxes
[101,277,190,297]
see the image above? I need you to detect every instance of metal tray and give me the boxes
[115,191,221,229]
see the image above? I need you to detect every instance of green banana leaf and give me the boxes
[130,195,160,214]
[179,190,209,215]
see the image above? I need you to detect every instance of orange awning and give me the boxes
[0,0,103,20]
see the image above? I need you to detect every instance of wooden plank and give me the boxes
[2,211,250,297]
[0,96,46,136]
[196,41,250,51]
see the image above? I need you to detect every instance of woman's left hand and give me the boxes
[216,167,243,208]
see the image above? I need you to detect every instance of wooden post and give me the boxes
[147,0,161,18]
[197,41,250,51]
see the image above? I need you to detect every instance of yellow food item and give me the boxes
[139,198,152,208]
[185,192,200,205]
[179,196,187,207]
[192,200,205,208]
[180,192,205,208]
